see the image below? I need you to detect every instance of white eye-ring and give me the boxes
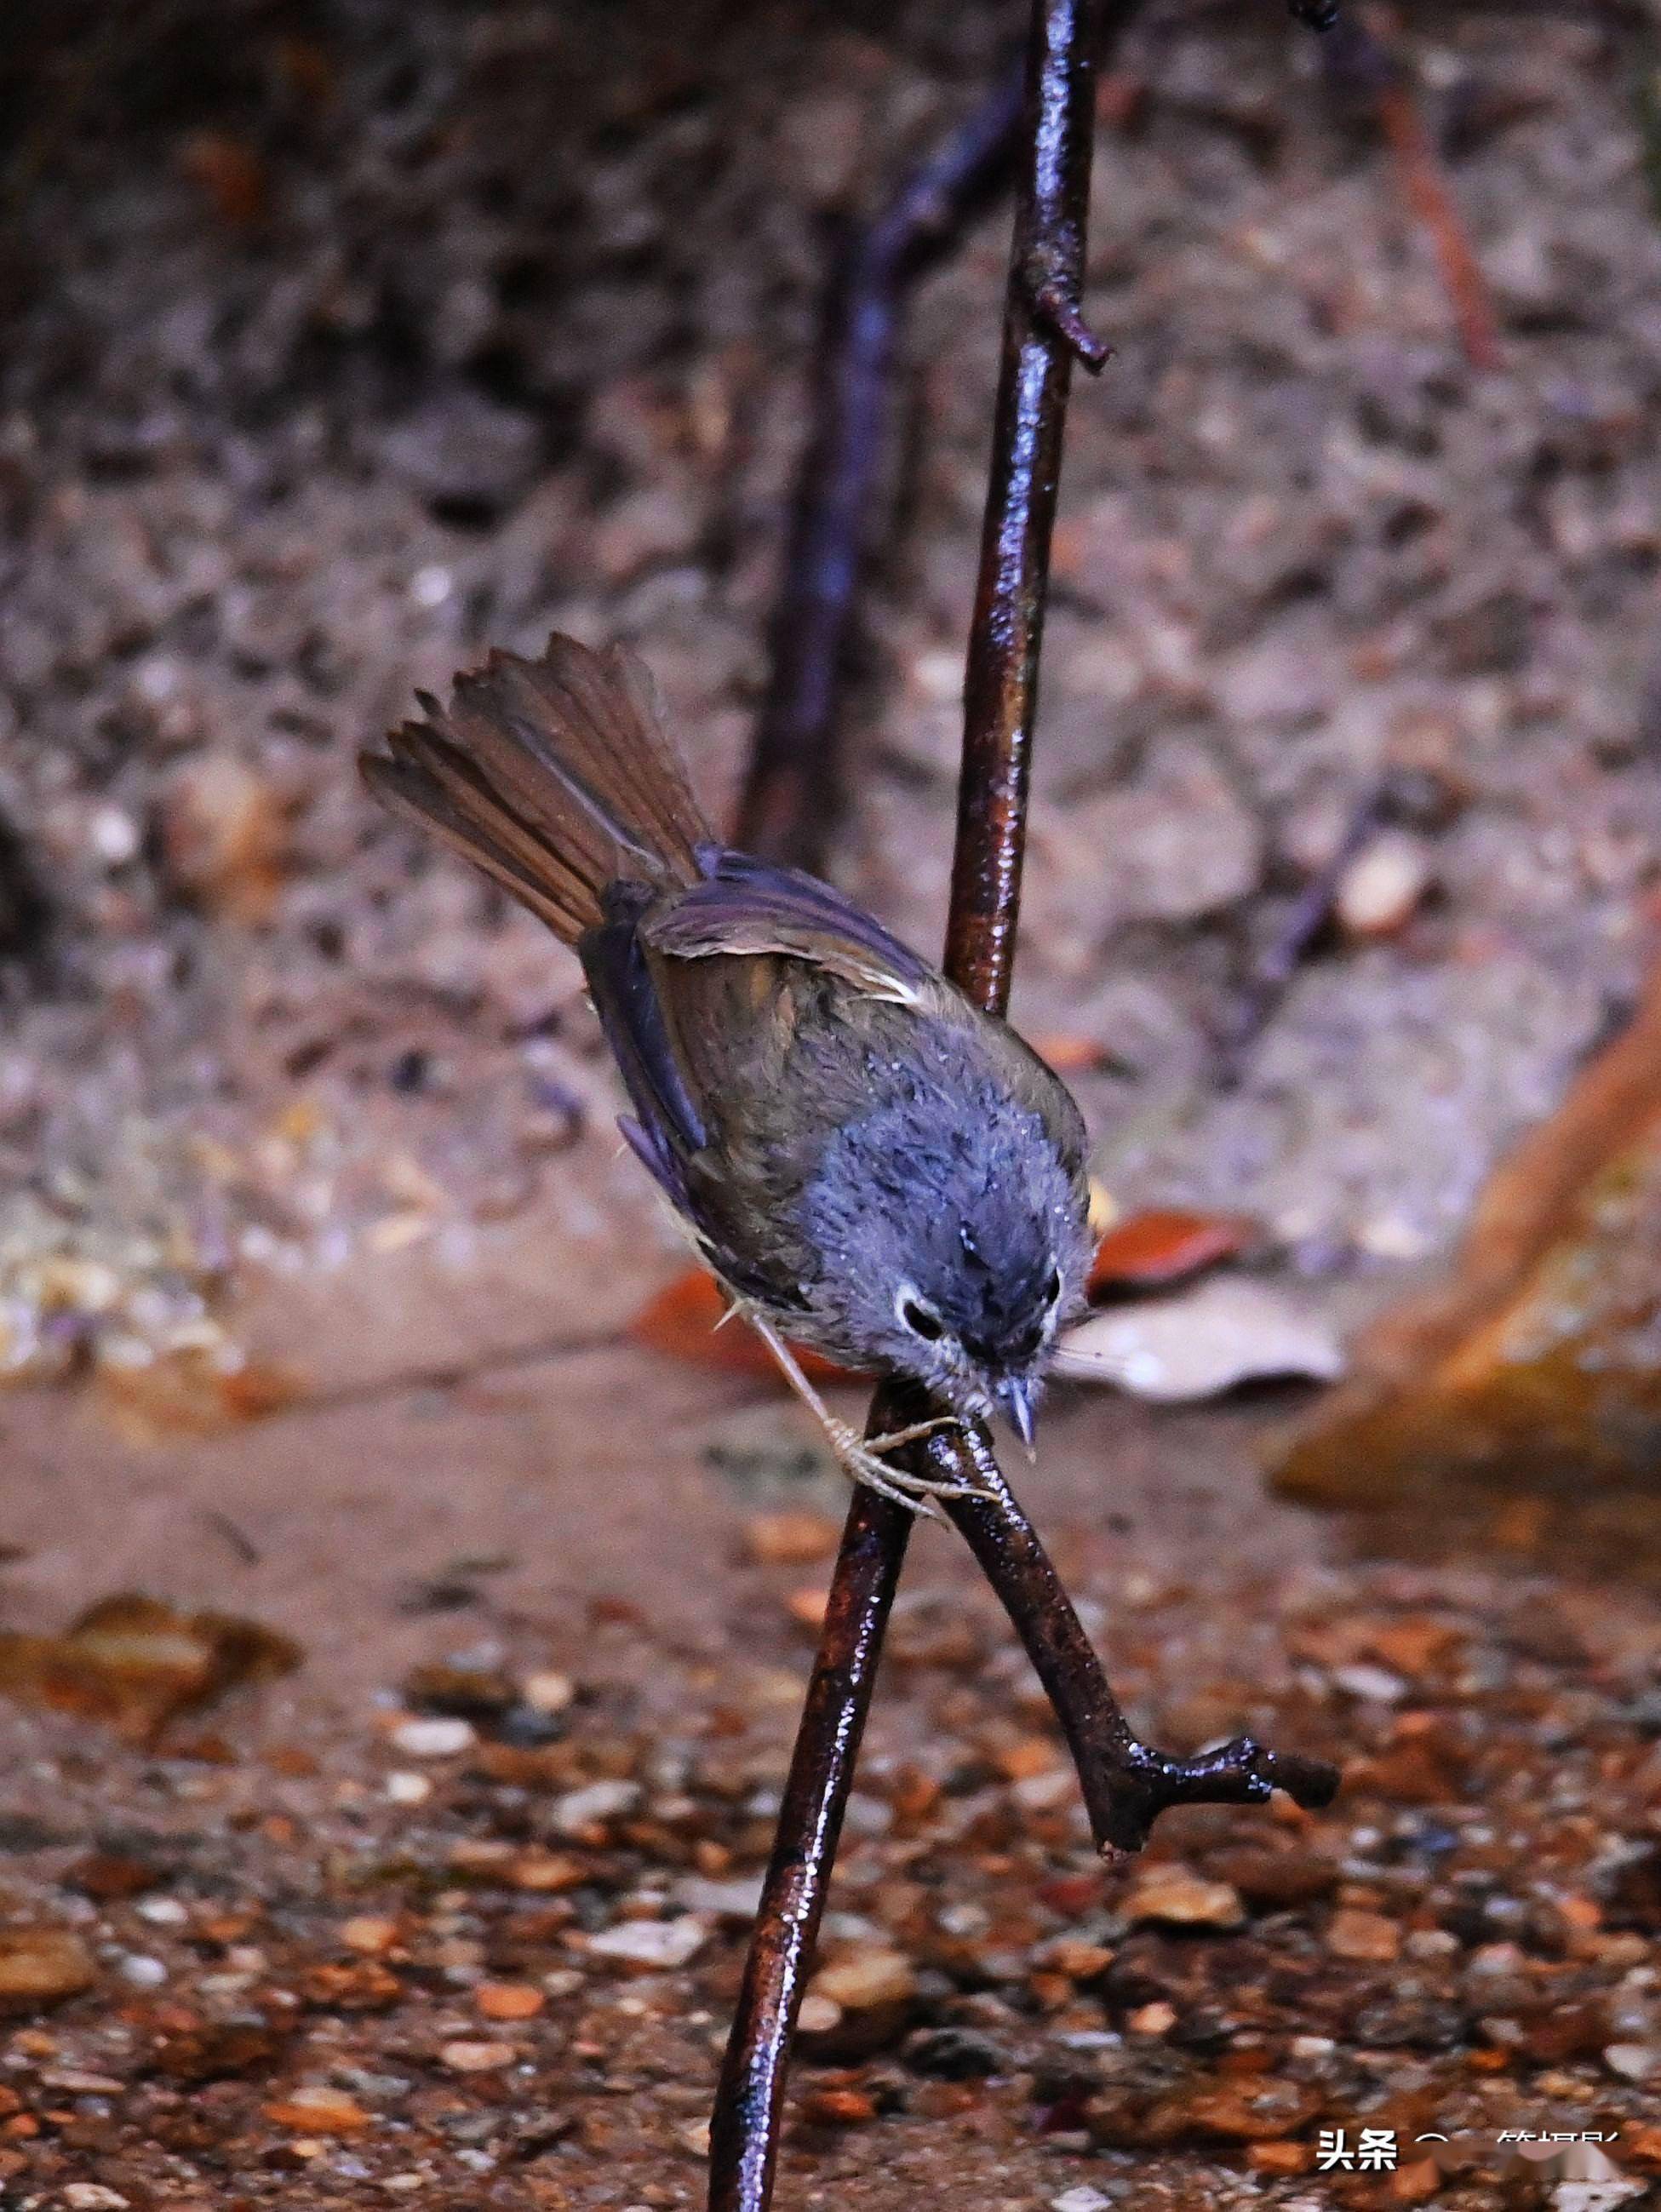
[896,1284,946,1342]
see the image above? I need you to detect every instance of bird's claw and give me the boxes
[827,1417,992,1516]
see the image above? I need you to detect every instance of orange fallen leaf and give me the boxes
[628,1267,862,1386]
[1088,1208,1256,1297]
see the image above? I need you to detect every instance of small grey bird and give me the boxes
[363,634,1094,1509]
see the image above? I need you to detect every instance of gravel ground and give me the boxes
[1,3,1660,2205]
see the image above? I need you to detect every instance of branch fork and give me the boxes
[709,7,1340,2204]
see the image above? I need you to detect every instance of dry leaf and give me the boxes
[0,1592,301,1744]
[628,1267,862,1385]
[1054,1278,1343,1402]
[92,1347,302,1442]
[1088,1207,1256,1296]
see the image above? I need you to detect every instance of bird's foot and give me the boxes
[826,1416,988,1516]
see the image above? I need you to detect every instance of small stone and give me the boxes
[1127,2001,1177,2035]
[1336,828,1432,938]
[64,2188,130,2212]
[385,1771,432,1805]
[1331,1662,1408,1705]
[673,1873,765,1919]
[439,2040,516,2073]
[117,1954,167,1988]
[1052,2189,1113,2212]
[475,1981,545,2021]
[135,1895,189,1925]
[807,1948,917,2011]
[904,2025,1011,2079]
[1327,1907,1401,1963]
[679,2119,712,2158]
[797,1993,842,2035]
[785,1586,829,1630]
[1124,1871,1246,1930]
[0,1927,96,2012]
[587,1917,709,1970]
[1604,2043,1659,2083]
[1246,2142,1314,2176]
[509,1849,585,1892]
[521,1670,575,1714]
[340,1916,399,1955]
[389,1716,476,1758]
[551,1779,640,1836]
[264,2085,369,2135]
[742,1510,841,1565]
[799,2085,877,2125]
[89,805,140,867]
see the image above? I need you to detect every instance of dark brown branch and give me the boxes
[710,7,1337,2206]
[711,13,1109,2209]
[935,1424,1337,1854]
[734,63,1025,874]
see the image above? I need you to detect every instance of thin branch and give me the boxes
[1324,5,1500,372]
[710,6,1338,2205]
[711,10,1109,2208]
[734,63,1026,873]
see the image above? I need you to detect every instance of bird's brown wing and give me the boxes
[644,847,937,1007]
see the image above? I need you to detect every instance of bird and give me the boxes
[362,633,1094,1510]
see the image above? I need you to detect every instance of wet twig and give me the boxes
[1324,6,1500,371]
[735,62,1027,873]
[1217,778,1393,1082]
[710,8,1338,2206]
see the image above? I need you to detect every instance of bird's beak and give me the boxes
[996,1376,1039,1458]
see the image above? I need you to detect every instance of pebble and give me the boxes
[384,1772,432,1805]
[1326,1907,1401,1963]
[1052,2190,1114,2212]
[806,1947,917,2011]
[1123,1871,1246,1929]
[135,1895,189,1925]
[264,2085,369,2135]
[1603,2042,1658,2082]
[439,2040,516,2073]
[65,2188,130,2212]
[742,1510,841,1565]
[587,1917,709,1969]
[340,1916,399,1955]
[1336,828,1432,938]
[1331,1662,1408,1705]
[475,1980,546,2021]
[521,1670,575,1714]
[117,1954,167,1988]
[0,1927,97,2007]
[552,1779,641,1835]
[390,1716,476,1758]
[786,1585,829,1630]
[673,1873,765,1919]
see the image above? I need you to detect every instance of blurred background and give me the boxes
[0,4,1659,2207]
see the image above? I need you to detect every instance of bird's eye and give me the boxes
[1044,1267,1062,1306]
[900,1296,945,1342]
